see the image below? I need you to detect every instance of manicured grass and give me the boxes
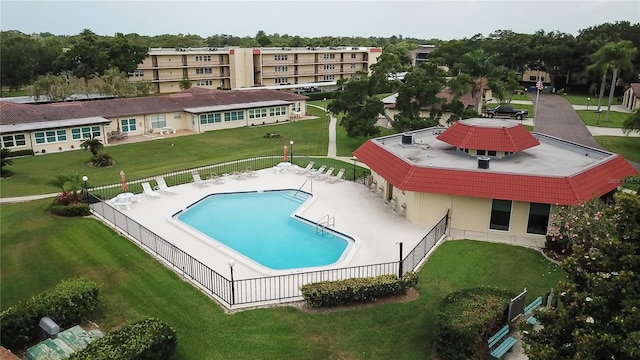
[509,94,533,102]
[562,94,621,106]
[595,136,640,163]
[1,199,565,359]
[0,87,27,97]
[576,110,630,128]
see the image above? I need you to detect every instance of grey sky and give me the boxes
[2,0,639,41]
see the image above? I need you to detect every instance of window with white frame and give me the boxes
[119,119,136,133]
[1,134,26,148]
[200,113,221,124]
[275,66,288,72]
[248,108,268,119]
[323,53,336,59]
[292,102,301,113]
[351,53,357,59]
[196,68,213,74]
[129,70,144,77]
[323,64,335,70]
[197,80,213,86]
[224,111,244,122]
[150,115,166,129]
[274,54,288,61]
[269,106,287,116]
[174,113,182,120]
[275,77,289,84]
[323,74,335,81]
[71,126,101,140]
[34,129,67,144]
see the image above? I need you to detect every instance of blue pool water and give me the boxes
[175,190,352,270]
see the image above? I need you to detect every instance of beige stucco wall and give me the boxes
[622,87,640,111]
[368,170,546,248]
[29,125,109,155]
[229,49,254,89]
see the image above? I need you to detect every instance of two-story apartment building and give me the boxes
[134,47,382,93]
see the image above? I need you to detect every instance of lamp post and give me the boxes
[289,140,294,164]
[228,259,235,306]
[587,97,590,111]
[323,97,328,129]
[82,175,88,204]
[352,157,357,182]
[397,242,404,278]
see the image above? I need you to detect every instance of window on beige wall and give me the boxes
[489,199,512,231]
[527,203,551,235]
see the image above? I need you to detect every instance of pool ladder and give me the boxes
[316,214,335,235]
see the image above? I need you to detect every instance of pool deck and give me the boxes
[115,166,437,281]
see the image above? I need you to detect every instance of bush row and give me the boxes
[48,202,91,217]
[5,149,35,157]
[300,272,418,308]
[0,277,100,350]
[434,287,513,360]
[69,317,177,360]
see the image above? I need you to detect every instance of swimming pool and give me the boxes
[174,190,354,270]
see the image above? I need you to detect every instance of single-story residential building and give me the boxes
[353,118,638,247]
[622,83,640,111]
[0,87,308,155]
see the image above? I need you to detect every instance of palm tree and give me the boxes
[47,174,69,192]
[80,135,104,156]
[592,41,638,122]
[623,109,640,135]
[1,148,13,176]
[453,49,503,113]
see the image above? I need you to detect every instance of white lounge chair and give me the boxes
[295,161,315,175]
[192,172,210,188]
[316,167,335,181]
[327,168,346,183]
[208,174,225,185]
[141,182,160,198]
[154,176,177,195]
[307,165,326,179]
[245,168,259,178]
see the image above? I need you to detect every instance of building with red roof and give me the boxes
[622,83,640,111]
[0,87,308,155]
[353,118,638,247]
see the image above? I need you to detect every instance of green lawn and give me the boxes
[576,110,630,128]
[595,136,640,163]
[562,94,621,106]
[1,199,565,359]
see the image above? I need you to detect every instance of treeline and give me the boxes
[1,21,639,94]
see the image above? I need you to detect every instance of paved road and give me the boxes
[533,94,604,149]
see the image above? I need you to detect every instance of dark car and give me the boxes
[485,104,529,120]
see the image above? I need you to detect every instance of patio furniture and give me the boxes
[327,168,346,183]
[316,167,335,181]
[154,176,177,194]
[141,182,160,198]
[295,162,315,175]
[307,165,326,179]
[192,172,210,188]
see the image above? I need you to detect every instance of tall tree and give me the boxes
[95,68,135,97]
[56,29,110,87]
[453,49,501,111]
[327,73,384,138]
[592,40,638,122]
[527,30,576,91]
[0,31,39,93]
[28,74,75,102]
[106,33,149,74]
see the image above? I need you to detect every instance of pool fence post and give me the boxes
[228,259,235,306]
[397,242,403,278]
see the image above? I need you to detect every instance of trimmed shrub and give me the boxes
[433,287,513,360]
[300,272,418,308]
[68,317,177,360]
[48,202,91,217]
[0,277,100,350]
[6,149,35,157]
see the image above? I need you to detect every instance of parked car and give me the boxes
[485,104,529,120]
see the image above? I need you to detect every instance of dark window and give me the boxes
[477,150,486,155]
[490,199,512,231]
[488,150,497,156]
[527,203,551,235]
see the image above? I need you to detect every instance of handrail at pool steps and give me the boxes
[294,177,312,199]
[316,214,335,235]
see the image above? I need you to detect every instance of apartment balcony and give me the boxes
[261,60,296,66]
[151,74,231,82]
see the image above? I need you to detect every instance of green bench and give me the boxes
[488,324,517,359]
[524,296,543,325]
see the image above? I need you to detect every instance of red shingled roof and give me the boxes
[0,88,308,125]
[436,121,539,152]
[353,140,638,206]
[630,83,640,98]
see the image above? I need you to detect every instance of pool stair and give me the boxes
[280,191,308,204]
[316,214,335,235]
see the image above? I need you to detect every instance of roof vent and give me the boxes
[477,156,490,169]
[401,133,414,145]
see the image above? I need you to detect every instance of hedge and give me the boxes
[68,317,177,360]
[300,272,418,308]
[433,287,513,360]
[48,203,91,217]
[0,277,100,350]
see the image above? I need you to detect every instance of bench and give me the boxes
[524,296,543,325]
[488,324,517,359]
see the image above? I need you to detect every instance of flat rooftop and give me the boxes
[374,118,614,177]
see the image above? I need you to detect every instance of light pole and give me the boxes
[323,97,328,128]
[82,175,88,204]
[587,97,590,111]
[397,242,403,278]
[289,140,294,165]
[352,157,357,182]
[228,259,235,306]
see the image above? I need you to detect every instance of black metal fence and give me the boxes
[87,161,445,309]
